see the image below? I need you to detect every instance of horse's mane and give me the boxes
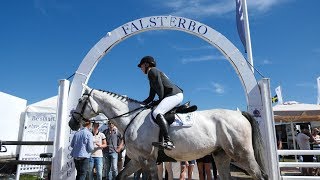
[97,89,142,104]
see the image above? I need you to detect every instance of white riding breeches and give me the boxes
[152,93,183,118]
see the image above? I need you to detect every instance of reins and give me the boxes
[106,106,146,120]
[76,88,152,144]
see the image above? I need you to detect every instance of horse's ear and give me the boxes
[82,83,91,93]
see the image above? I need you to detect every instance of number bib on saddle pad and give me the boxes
[149,112,195,127]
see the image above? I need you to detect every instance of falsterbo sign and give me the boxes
[119,16,209,36]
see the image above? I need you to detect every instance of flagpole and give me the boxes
[241,0,254,73]
[317,77,320,105]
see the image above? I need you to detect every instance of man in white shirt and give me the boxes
[296,126,315,175]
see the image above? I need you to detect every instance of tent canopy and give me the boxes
[273,101,320,122]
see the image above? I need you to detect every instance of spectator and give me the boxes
[70,119,94,180]
[102,121,124,180]
[179,160,195,180]
[197,155,213,180]
[89,122,106,180]
[296,126,316,176]
[157,162,173,180]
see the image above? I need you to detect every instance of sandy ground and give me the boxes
[127,161,252,180]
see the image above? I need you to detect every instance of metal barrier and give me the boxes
[278,150,320,180]
[0,140,53,180]
[0,140,53,165]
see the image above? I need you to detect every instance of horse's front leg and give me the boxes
[144,159,158,180]
[116,159,140,180]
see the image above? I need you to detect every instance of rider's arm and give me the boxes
[143,87,156,105]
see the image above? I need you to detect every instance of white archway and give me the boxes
[53,15,280,180]
[68,15,262,111]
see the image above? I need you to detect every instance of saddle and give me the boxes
[164,101,197,125]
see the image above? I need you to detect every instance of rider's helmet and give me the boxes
[137,56,157,68]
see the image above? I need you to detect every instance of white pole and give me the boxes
[290,122,297,161]
[242,0,254,73]
[259,78,281,179]
[51,79,70,180]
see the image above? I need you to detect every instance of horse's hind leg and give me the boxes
[213,150,232,179]
[234,153,265,180]
[116,159,140,180]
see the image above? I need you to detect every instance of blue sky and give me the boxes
[1,0,319,110]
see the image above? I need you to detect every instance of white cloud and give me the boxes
[135,35,145,44]
[296,82,317,89]
[261,59,272,65]
[153,0,291,18]
[181,55,225,64]
[172,45,214,51]
[33,0,72,15]
[212,82,225,94]
[195,82,225,94]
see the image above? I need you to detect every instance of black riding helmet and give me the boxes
[137,56,157,68]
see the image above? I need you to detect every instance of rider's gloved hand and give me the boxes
[143,100,159,109]
[150,100,160,106]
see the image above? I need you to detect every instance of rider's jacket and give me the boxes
[143,67,182,104]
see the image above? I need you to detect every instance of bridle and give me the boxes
[72,89,150,123]
[71,89,99,122]
[71,88,152,144]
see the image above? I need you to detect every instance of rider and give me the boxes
[138,55,183,150]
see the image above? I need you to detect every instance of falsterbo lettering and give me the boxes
[121,24,130,35]
[138,19,147,29]
[121,16,208,36]
[130,22,139,33]
[178,18,186,29]
[170,17,178,27]
[198,25,208,35]
[149,17,157,27]
[156,16,167,26]
[188,21,196,31]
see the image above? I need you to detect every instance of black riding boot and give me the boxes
[153,114,175,150]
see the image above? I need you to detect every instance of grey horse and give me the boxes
[69,84,268,180]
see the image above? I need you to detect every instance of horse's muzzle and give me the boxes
[68,118,80,131]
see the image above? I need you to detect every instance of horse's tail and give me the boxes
[242,111,268,178]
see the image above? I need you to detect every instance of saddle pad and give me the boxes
[171,113,195,127]
[149,112,195,127]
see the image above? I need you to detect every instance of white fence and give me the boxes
[278,150,320,179]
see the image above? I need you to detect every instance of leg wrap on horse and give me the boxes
[154,114,175,150]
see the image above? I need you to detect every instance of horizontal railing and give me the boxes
[278,150,320,156]
[278,150,320,180]
[0,140,53,146]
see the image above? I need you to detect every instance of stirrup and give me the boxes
[152,141,175,150]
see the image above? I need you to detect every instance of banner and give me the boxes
[16,106,56,174]
[275,86,283,104]
[235,0,246,52]
[317,77,320,105]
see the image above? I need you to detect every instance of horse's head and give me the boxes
[68,85,100,131]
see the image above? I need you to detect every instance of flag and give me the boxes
[272,95,278,103]
[236,0,247,52]
[317,77,320,105]
[275,86,284,104]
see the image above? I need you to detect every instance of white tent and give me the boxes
[0,92,27,157]
[273,101,320,122]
